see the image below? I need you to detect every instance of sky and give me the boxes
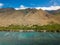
[0,0,60,10]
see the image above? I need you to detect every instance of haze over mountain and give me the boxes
[0,8,60,26]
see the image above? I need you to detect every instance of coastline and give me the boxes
[0,24,60,32]
[0,30,60,32]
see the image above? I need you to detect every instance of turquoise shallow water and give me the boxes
[0,32,60,45]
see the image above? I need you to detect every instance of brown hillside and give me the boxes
[0,8,60,26]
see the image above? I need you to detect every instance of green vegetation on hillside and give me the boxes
[0,24,60,32]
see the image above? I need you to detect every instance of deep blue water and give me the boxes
[0,32,60,45]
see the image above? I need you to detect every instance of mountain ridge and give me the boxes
[0,8,60,26]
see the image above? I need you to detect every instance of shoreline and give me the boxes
[0,24,60,32]
[0,30,60,32]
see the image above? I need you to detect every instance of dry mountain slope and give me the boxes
[24,9,59,25]
[0,8,60,26]
[47,9,60,22]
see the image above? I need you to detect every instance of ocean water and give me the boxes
[0,32,60,45]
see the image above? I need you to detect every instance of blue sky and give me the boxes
[0,0,60,10]
[0,0,60,8]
